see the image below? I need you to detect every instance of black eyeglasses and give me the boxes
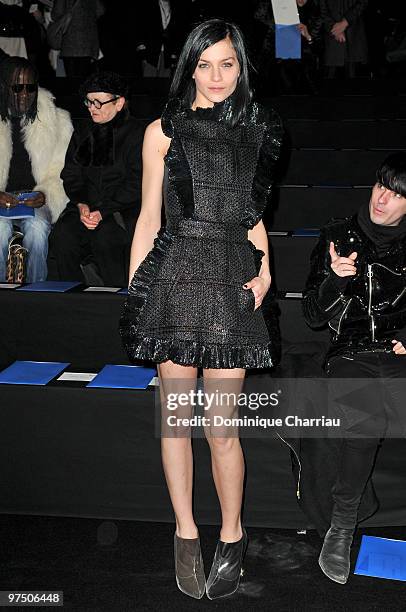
[11,84,38,93]
[84,96,120,110]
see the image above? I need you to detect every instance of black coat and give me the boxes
[303,214,406,369]
[0,2,31,38]
[134,1,189,68]
[320,0,368,65]
[52,0,105,59]
[61,114,143,227]
[299,0,323,55]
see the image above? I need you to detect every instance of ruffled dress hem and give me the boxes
[119,226,274,369]
[122,334,274,369]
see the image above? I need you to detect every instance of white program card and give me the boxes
[83,287,121,293]
[58,372,97,382]
[285,292,303,298]
[271,0,300,25]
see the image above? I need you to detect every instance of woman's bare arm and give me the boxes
[246,220,272,309]
[128,119,170,283]
[248,220,271,282]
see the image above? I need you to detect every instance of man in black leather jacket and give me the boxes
[303,152,406,585]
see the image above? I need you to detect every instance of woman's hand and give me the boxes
[78,203,102,230]
[392,339,406,355]
[243,274,271,310]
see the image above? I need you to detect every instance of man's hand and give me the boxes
[24,192,45,208]
[31,9,44,24]
[334,32,346,43]
[0,191,18,208]
[78,203,102,230]
[243,274,271,310]
[330,242,357,277]
[331,19,348,37]
[392,339,406,355]
[298,23,312,42]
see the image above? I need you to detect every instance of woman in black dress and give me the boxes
[120,19,283,600]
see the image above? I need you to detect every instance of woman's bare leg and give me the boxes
[159,360,198,538]
[203,368,246,543]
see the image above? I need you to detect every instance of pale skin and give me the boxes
[329,182,406,355]
[77,91,126,230]
[298,23,312,42]
[128,37,272,542]
[331,18,348,44]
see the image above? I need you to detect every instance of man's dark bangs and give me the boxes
[376,153,406,198]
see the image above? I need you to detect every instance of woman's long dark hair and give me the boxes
[169,19,252,128]
[0,56,39,124]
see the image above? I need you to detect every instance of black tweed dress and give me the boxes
[119,97,283,369]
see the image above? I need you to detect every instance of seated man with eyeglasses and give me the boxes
[0,56,73,282]
[49,71,143,287]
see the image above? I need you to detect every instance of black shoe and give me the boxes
[319,526,354,584]
[206,528,248,600]
[174,533,206,599]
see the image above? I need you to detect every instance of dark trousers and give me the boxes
[328,351,406,528]
[326,62,356,79]
[62,57,93,79]
[49,209,129,287]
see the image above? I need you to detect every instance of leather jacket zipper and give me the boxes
[337,297,352,335]
[367,262,402,340]
[276,433,301,499]
[373,263,406,306]
[325,294,343,312]
[373,262,402,275]
[392,287,406,307]
[367,264,375,342]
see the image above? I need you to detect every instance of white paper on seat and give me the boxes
[83,287,121,292]
[58,372,97,382]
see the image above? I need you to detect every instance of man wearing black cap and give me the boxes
[49,71,144,287]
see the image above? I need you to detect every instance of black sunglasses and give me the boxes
[11,83,38,93]
[84,96,120,109]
